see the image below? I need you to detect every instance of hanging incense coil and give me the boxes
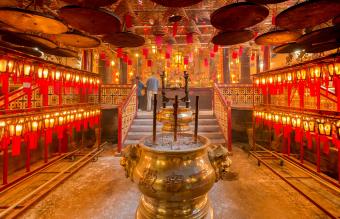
[246,0,287,4]
[59,6,121,35]
[41,47,78,58]
[297,26,340,45]
[333,15,340,26]
[211,2,269,31]
[273,43,306,54]
[305,42,340,53]
[276,0,340,30]
[185,19,201,34]
[55,31,101,48]
[164,35,177,45]
[0,41,43,57]
[164,8,188,23]
[0,7,68,34]
[212,30,254,45]
[114,0,138,25]
[255,30,302,45]
[103,32,145,48]
[12,46,43,57]
[150,0,203,7]
[62,0,118,8]
[1,32,57,50]
[151,19,166,36]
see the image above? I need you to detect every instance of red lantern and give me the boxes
[186,33,193,44]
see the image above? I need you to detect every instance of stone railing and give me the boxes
[96,84,133,108]
[117,84,137,152]
[213,83,232,151]
[217,84,262,108]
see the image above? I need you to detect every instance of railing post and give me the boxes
[117,106,122,153]
[26,139,31,172]
[194,96,199,143]
[227,102,232,151]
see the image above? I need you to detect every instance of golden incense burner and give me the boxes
[121,133,231,219]
[157,106,193,132]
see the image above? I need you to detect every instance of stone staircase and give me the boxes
[124,110,225,145]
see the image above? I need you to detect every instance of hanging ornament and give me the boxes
[147,60,152,67]
[173,21,178,37]
[184,57,189,65]
[117,48,123,58]
[125,14,133,28]
[155,35,163,47]
[186,33,193,44]
[204,58,208,67]
[232,50,238,59]
[251,53,255,61]
[213,44,218,53]
[100,52,106,60]
[238,46,243,56]
[142,48,149,58]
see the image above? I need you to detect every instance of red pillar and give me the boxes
[263,46,270,71]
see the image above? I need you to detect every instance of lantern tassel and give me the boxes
[12,136,21,156]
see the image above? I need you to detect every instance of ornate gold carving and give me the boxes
[120,144,140,181]
[208,144,232,182]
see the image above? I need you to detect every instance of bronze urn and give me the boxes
[157,106,193,132]
[121,133,231,219]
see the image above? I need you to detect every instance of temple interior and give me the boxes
[0,0,339,218]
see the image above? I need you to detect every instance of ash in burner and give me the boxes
[143,134,203,151]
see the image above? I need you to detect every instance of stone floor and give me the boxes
[22,144,327,219]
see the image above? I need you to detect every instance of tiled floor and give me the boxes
[22,144,326,219]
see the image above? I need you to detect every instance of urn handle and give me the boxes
[120,144,140,181]
[208,144,232,182]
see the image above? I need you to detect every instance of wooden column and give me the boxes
[223,48,230,84]
[263,46,270,71]
[240,47,251,84]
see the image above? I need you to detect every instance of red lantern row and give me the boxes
[254,61,340,109]
[0,107,101,156]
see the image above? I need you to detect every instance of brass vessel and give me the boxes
[121,133,231,219]
[157,106,193,132]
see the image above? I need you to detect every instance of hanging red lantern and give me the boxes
[186,33,193,44]
[238,46,243,56]
[142,48,149,58]
[204,58,208,67]
[155,35,162,47]
[184,57,189,65]
[147,60,152,67]
[117,48,123,58]
[232,51,238,59]
[173,21,178,37]
[213,44,218,53]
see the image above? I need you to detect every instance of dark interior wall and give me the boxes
[231,109,253,143]
[145,88,213,111]
[101,108,118,144]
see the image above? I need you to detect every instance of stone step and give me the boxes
[129,125,221,132]
[133,118,218,126]
[124,138,225,146]
[126,132,224,140]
